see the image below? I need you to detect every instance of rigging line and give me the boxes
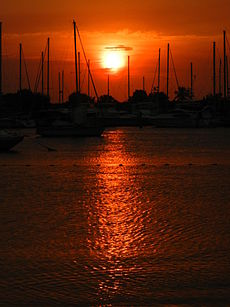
[204,45,212,95]
[34,43,48,92]
[150,61,158,93]
[81,67,87,90]
[169,48,179,89]
[22,47,31,91]
[76,24,99,101]
[34,54,42,92]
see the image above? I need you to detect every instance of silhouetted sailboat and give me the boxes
[0,130,24,151]
[0,23,24,150]
[37,20,104,137]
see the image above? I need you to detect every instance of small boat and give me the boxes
[37,123,104,137]
[151,109,199,128]
[0,130,24,151]
[36,104,105,137]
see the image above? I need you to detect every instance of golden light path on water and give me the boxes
[84,131,154,298]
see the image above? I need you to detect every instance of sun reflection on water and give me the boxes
[85,131,150,298]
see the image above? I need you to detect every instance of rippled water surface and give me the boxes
[1,127,230,305]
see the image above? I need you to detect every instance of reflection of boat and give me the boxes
[151,109,199,128]
[0,130,24,151]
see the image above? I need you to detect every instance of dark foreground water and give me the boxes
[1,127,230,306]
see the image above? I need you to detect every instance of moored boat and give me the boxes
[151,109,200,128]
[0,130,24,151]
[36,108,105,137]
[37,123,104,137]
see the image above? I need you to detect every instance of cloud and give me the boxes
[105,44,133,51]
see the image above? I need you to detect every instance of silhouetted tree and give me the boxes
[98,95,117,105]
[130,90,148,104]
[0,90,50,117]
[68,92,93,106]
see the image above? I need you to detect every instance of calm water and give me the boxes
[1,127,230,306]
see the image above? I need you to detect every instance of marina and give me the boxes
[1,3,230,305]
[1,22,230,133]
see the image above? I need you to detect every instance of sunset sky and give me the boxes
[1,0,230,101]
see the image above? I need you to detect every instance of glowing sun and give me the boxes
[102,51,125,71]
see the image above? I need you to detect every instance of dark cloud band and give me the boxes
[105,44,133,51]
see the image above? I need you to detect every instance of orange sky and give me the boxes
[1,0,230,101]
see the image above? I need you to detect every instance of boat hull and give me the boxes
[0,136,24,151]
[152,118,197,128]
[37,125,105,137]
[151,111,199,128]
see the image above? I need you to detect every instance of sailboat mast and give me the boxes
[158,48,161,93]
[190,62,193,99]
[73,20,79,93]
[88,59,90,96]
[213,42,216,96]
[41,51,44,95]
[223,30,227,99]
[78,51,81,93]
[143,76,145,91]
[58,72,61,103]
[219,59,222,95]
[167,43,169,97]
[128,55,130,99]
[47,37,50,98]
[19,43,22,92]
[227,56,229,97]
[0,22,2,95]
[62,70,64,102]
[108,74,110,96]
[75,23,99,100]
